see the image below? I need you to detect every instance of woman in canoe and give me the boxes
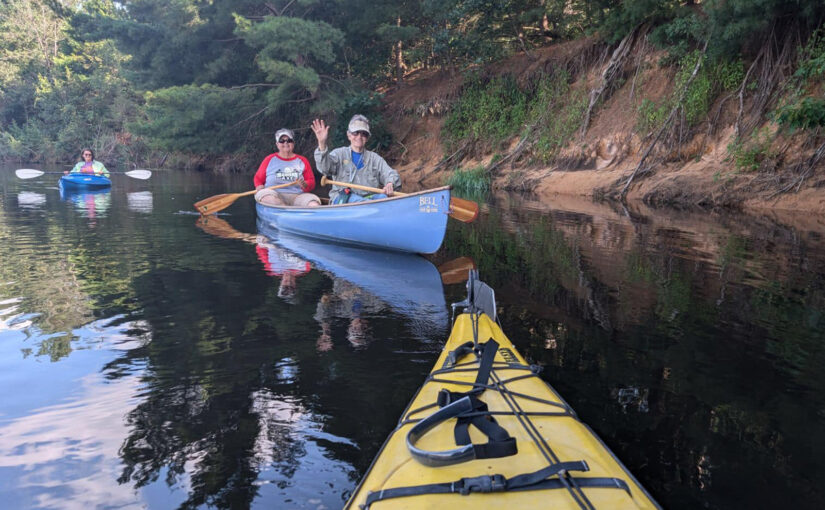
[254,128,321,207]
[66,148,110,177]
[311,115,401,204]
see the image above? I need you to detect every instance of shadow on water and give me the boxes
[1,167,823,509]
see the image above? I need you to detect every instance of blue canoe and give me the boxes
[255,187,451,254]
[59,173,112,190]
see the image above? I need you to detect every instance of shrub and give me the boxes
[726,128,776,171]
[443,74,529,150]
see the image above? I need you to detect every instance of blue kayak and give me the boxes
[255,187,451,254]
[59,173,112,190]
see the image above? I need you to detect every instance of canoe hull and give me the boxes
[346,292,660,509]
[59,174,112,190]
[255,187,450,254]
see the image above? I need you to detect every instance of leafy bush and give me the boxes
[528,73,587,162]
[443,74,529,150]
[777,97,825,130]
[776,29,825,131]
[726,128,776,171]
[637,98,669,134]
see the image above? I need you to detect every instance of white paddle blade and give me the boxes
[15,169,45,179]
[125,169,152,180]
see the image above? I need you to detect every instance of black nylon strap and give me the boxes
[473,338,498,388]
[361,459,629,509]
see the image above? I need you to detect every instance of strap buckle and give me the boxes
[458,474,507,495]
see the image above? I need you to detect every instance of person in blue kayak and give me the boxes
[254,128,321,207]
[311,115,401,204]
[65,148,110,177]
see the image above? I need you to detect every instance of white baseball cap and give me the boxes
[275,128,295,140]
[347,115,370,135]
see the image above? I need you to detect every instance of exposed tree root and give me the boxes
[620,38,710,200]
[580,24,646,135]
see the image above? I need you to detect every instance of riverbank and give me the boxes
[383,39,825,215]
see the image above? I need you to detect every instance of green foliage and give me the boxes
[649,11,708,60]
[776,29,825,131]
[712,58,745,92]
[446,166,491,194]
[443,74,529,149]
[234,14,344,95]
[2,0,825,167]
[636,52,743,134]
[777,97,825,130]
[331,91,392,152]
[637,98,669,134]
[601,0,681,44]
[677,51,712,125]
[706,0,825,58]
[726,128,776,172]
[529,73,587,162]
[131,84,259,154]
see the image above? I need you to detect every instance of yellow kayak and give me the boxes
[346,273,660,509]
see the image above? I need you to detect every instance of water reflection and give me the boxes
[4,166,823,509]
[256,219,450,343]
[127,191,153,214]
[17,192,46,209]
[254,234,311,303]
[442,192,825,509]
[59,186,111,220]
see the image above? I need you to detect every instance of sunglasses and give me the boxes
[278,138,294,144]
[351,131,370,138]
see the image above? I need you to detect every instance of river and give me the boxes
[0,166,823,509]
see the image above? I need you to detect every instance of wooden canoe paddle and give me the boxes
[319,176,479,223]
[194,179,303,215]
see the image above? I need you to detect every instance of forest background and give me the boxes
[2,0,825,208]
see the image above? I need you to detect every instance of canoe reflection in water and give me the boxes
[256,219,451,349]
[59,186,110,221]
[195,215,458,347]
[315,278,387,350]
[254,234,311,304]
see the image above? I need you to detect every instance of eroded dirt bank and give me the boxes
[380,39,825,216]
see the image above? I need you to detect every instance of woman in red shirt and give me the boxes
[254,128,321,207]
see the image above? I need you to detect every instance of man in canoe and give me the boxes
[254,128,321,207]
[311,115,401,204]
[65,148,110,177]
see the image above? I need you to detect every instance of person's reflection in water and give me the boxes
[256,235,310,304]
[314,278,385,352]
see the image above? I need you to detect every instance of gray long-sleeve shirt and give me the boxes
[314,146,401,202]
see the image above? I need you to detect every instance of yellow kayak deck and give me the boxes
[346,311,660,509]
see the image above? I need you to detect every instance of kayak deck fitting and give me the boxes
[346,271,660,509]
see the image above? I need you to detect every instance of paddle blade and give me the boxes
[125,169,152,180]
[15,169,45,179]
[448,196,479,223]
[194,193,240,215]
[438,257,476,285]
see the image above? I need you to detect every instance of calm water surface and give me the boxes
[0,166,823,509]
